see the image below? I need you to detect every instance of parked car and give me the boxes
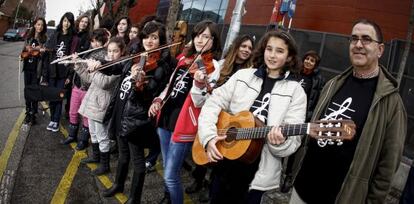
[16,27,28,40]
[3,29,21,41]
[46,26,56,39]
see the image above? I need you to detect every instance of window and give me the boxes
[180,0,228,24]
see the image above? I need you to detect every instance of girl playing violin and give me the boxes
[148,20,222,204]
[102,21,173,203]
[21,17,48,125]
[185,34,255,201]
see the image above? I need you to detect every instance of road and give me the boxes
[0,40,202,204]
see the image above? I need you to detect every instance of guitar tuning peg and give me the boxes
[328,139,334,145]
[335,122,341,127]
[336,132,340,137]
[336,140,343,146]
[318,131,322,136]
[327,123,333,127]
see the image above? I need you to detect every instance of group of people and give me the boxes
[20,10,408,204]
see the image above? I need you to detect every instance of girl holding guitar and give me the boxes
[197,30,307,203]
[148,20,222,204]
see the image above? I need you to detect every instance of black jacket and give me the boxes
[104,51,174,143]
[302,68,325,121]
[42,31,79,81]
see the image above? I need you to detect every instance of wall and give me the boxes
[225,0,412,41]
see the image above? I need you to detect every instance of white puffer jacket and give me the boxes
[198,67,306,191]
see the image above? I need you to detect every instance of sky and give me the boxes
[45,0,93,23]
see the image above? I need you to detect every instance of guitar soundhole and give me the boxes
[225,127,237,142]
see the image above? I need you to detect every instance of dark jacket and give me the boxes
[42,31,79,81]
[105,51,173,141]
[302,68,325,121]
[293,65,407,204]
[22,37,47,78]
[77,31,90,53]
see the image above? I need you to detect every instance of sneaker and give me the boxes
[145,162,155,173]
[46,121,55,131]
[51,122,59,132]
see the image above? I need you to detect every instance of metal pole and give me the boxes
[13,0,24,29]
[221,0,246,58]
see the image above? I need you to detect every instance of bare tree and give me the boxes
[396,0,414,86]
[0,0,6,8]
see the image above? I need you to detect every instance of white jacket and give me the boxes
[198,67,306,191]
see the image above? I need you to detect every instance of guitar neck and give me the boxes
[235,123,309,140]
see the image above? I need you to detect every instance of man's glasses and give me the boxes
[349,36,382,45]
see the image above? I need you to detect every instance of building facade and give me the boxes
[0,0,46,36]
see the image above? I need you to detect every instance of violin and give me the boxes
[188,51,215,94]
[20,45,42,59]
[134,51,161,91]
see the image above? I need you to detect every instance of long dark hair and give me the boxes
[26,17,47,43]
[56,12,76,36]
[186,20,222,60]
[111,16,131,44]
[252,30,300,75]
[218,35,254,85]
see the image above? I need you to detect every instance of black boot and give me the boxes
[103,161,129,197]
[198,181,210,203]
[24,112,32,124]
[81,143,100,164]
[61,123,78,145]
[76,126,89,150]
[185,179,203,194]
[93,151,110,175]
[30,113,37,125]
[125,172,145,204]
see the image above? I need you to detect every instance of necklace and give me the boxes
[353,68,379,79]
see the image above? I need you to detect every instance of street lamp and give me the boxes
[13,0,24,29]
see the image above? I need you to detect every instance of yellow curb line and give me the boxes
[40,102,127,203]
[0,109,25,181]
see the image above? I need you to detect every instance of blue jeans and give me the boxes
[48,78,65,123]
[164,140,192,204]
[157,128,172,168]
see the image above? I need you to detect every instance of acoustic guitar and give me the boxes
[192,110,356,165]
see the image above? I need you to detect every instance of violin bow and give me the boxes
[92,42,183,72]
[50,46,105,64]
